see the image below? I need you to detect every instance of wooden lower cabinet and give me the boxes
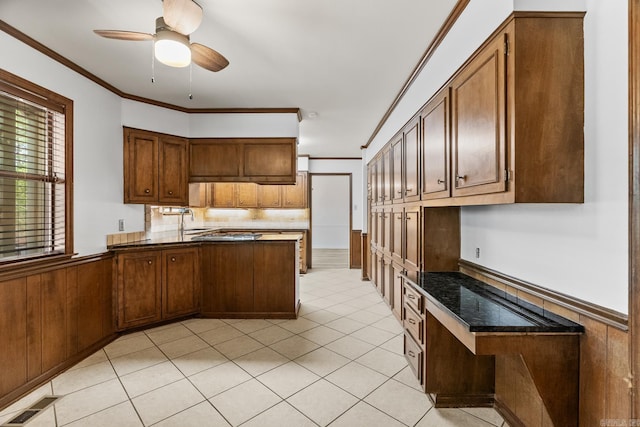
[201,241,300,318]
[163,248,201,319]
[116,251,162,330]
[116,247,200,330]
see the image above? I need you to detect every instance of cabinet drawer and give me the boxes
[404,332,423,383]
[403,303,423,344]
[404,284,423,314]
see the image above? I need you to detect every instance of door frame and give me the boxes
[629,0,639,414]
[308,173,353,269]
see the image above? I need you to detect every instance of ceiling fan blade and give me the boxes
[93,30,153,41]
[191,43,229,72]
[163,0,203,35]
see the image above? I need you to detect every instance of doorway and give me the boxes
[309,174,352,269]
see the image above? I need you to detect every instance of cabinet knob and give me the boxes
[147,260,152,265]
[408,318,416,325]
[408,350,416,357]
[171,257,176,262]
[397,190,403,194]
[408,294,416,300]
[437,179,445,184]
[168,191,173,195]
[144,188,151,194]
[456,175,466,182]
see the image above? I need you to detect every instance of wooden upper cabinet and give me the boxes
[403,118,420,202]
[382,146,392,204]
[211,183,236,208]
[236,183,258,208]
[282,172,307,208]
[158,135,189,204]
[257,184,281,208]
[124,129,158,204]
[190,140,241,179]
[421,88,450,200]
[451,32,506,199]
[391,135,403,203]
[189,138,297,183]
[123,127,188,206]
[376,155,384,204]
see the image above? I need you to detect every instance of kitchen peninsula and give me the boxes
[109,231,301,332]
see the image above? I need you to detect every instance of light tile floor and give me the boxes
[0,268,509,427]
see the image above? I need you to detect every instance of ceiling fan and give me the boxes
[93,0,228,72]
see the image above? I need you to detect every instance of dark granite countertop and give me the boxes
[402,271,584,333]
[108,230,303,250]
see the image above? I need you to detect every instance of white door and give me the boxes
[311,175,350,249]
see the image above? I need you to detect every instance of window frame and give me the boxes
[0,68,74,266]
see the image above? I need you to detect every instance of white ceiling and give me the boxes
[0,0,458,157]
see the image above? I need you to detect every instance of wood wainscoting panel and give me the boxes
[40,269,68,372]
[579,316,607,426]
[350,229,362,269]
[0,278,27,400]
[605,326,631,422]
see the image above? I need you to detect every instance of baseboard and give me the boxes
[430,393,495,408]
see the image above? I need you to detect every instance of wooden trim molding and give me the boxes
[308,157,363,160]
[361,0,470,149]
[629,0,640,415]
[0,20,301,119]
[459,260,629,331]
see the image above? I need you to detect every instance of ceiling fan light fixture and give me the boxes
[154,30,191,67]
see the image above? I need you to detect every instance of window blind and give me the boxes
[0,90,66,261]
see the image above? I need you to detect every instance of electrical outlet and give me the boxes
[118,219,125,232]
[475,247,480,259]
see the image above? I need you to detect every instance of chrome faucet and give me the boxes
[179,208,194,234]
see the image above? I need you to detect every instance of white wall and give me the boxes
[0,32,301,257]
[366,0,629,313]
[308,159,363,231]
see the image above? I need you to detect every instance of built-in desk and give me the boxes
[401,272,584,427]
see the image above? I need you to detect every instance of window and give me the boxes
[0,70,73,263]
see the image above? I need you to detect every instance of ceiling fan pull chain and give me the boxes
[189,62,193,100]
[151,42,155,83]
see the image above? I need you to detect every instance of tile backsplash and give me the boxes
[148,206,310,232]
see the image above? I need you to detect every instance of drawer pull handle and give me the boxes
[408,294,416,300]
[408,318,416,325]
[408,350,415,357]
[437,179,445,184]
[456,175,466,182]
[171,257,176,262]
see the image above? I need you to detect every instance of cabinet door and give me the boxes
[422,89,450,200]
[125,130,158,203]
[158,136,188,205]
[382,146,392,204]
[283,172,307,208]
[201,243,254,314]
[163,248,200,319]
[211,183,236,208]
[404,207,420,271]
[236,183,258,208]
[392,264,403,321]
[383,258,392,306]
[376,156,384,204]
[117,251,162,330]
[189,139,241,180]
[370,163,379,205]
[257,184,282,208]
[403,118,420,201]
[391,135,403,203]
[254,242,296,314]
[189,183,210,208]
[76,259,113,352]
[451,34,506,197]
[392,208,403,263]
[243,139,297,182]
